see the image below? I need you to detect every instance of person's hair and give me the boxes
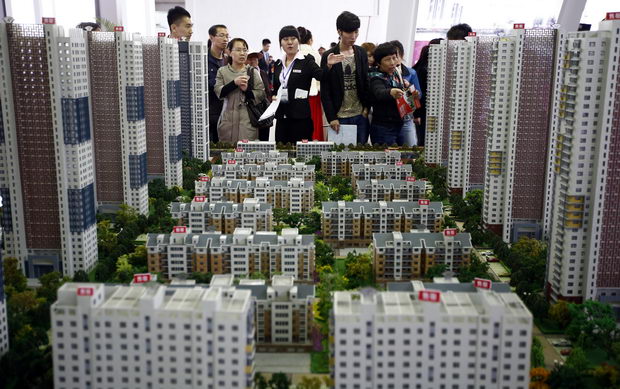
[247,52,260,61]
[297,27,313,45]
[208,24,227,37]
[447,23,472,40]
[414,38,443,70]
[227,38,249,64]
[360,42,376,54]
[77,22,101,31]
[336,11,361,32]
[279,25,300,43]
[373,42,398,66]
[262,38,271,45]
[167,6,191,27]
[389,40,404,58]
[330,42,337,48]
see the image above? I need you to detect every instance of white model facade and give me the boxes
[51,282,254,389]
[160,36,183,187]
[425,41,447,165]
[295,140,334,160]
[332,284,532,389]
[212,161,315,181]
[237,140,276,153]
[544,17,620,303]
[117,31,149,214]
[446,38,477,193]
[189,41,210,161]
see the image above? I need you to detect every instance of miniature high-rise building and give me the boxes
[0,249,8,356]
[0,20,98,277]
[296,140,334,161]
[425,41,447,166]
[178,41,192,156]
[189,41,210,160]
[142,36,166,180]
[332,283,532,389]
[51,282,255,389]
[544,15,620,303]
[88,27,148,214]
[482,26,557,242]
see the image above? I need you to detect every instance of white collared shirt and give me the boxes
[279,51,305,89]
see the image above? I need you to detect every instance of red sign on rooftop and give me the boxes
[227,159,237,165]
[302,139,309,143]
[235,147,244,152]
[42,17,56,25]
[406,176,416,182]
[133,273,152,283]
[158,32,166,37]
[114,26,124,32]
[468,32,477,36]
[77,287,94,296]
[199,176,210,182]
[444,228,457,237]
[474,278,492,290]
[513,23,525,29]
[606,12,620,20]
[396,161,403,166]
[241,139,249,143]
[418,199,430,206]
[193,195,206,202]
[418,290,441,303]
[172,226,187,234]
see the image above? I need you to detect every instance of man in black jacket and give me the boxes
[320,11,370,145]
[207,24,229,144]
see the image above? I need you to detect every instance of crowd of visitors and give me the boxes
[164,6,473,146]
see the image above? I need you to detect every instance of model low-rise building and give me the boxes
[195,177,314,214]
[356,179,427,201]
[221,150,288,165]
[210,275,315,349]
[171,197,273,233]
[332,281,532,389]
[322,200,443,248]
[351,164,413,188]
[51,281,254,389]
[296,140,335,161]
[212,162,315,181]
[321,151,401,176]
[373,230,472,282]
[236,140,276,153]
[147,227,315,280]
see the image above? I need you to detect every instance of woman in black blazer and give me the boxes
[273,25,341,144]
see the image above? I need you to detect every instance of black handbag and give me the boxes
[245,68,274,129]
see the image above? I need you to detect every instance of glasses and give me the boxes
[232,48,248,53]
[215,34,229,39]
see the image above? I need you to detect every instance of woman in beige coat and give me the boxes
[214,38,266,143]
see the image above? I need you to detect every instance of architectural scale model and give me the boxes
[295,140,335,161]
[171,197,273,233]
[544,16,620,304]
[146,227,315,280]
[0,21,98,277]
[321,150,401,176]
[236,140,277,153]
[220,150,289,165]
[355,178,427,201]
[211,161,316,181]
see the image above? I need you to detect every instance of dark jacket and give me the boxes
[258,68,272,101]
[273,55,324,120]
[320,44,370,122]
[369,68,404,126]
[208,50,227,121]
[258,51,270,73]
[412,60,428,119]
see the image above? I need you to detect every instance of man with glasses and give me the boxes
[208,24,229,144]
[167,6,193,41]
[320,11,370,144]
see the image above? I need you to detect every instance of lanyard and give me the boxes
[280,59,297,88]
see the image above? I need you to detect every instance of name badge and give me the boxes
[292,69,302,73]
[281,89,289,103]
